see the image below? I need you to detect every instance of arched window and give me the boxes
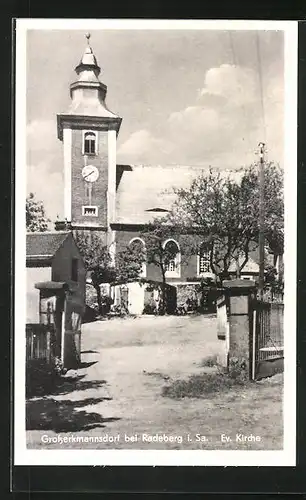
[163,239,181,277]
[198,242,210,275]
[83,131,97,155]
[129,238,147,277]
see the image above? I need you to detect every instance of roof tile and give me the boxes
[26,232,70,258]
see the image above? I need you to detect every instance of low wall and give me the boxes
[110,280,177,315]
[143,282,176,314]
[175,283,221,312]
[128,282,145,315]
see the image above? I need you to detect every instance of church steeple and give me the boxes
[70,33,105,98]
[59,33,121,129]
[76,33,100,74]
[56,33,121,236]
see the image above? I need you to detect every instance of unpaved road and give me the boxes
[27,315,283,450]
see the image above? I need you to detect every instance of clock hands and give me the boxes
[82,165,99,184]
[84,169,95,180]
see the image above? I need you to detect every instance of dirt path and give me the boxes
[26,315,283,450]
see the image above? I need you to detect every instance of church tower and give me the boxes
[56,34,121,246]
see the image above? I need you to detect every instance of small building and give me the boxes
[228,256,262,281]
[228,249,276,281]
[26,231,86,368]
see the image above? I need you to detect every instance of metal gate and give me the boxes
[251,300,284,380]
[26,323,55,364]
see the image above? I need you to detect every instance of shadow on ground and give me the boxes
[26,396,120,432]
[82,305,98,324]
[79,361,98,369]
[26,372,118,432]
[26,367,107,398]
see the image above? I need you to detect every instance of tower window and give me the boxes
[82,206,98,216]
[129,238,147,277]
[163,239,181,277]
[83,131,97,155]
[198,243,210,275]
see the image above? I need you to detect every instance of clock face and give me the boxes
[81,165,99,183]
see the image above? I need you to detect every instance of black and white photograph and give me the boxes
[14,19,297,466]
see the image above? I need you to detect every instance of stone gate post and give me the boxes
[222,279,256,379]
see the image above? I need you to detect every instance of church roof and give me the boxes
[115,164,243,225]
[65,96,120,119]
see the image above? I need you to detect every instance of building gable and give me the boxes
[26,231,71,263]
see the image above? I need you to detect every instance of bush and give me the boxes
[228,356,249,381]
[143,303,157,315]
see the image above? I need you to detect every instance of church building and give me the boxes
[54,35,265,312]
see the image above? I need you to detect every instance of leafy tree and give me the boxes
[111,240,146,313]
[115,240,146,283]
[168,162,284,281]
[264,264,278,285]
[26,192,50,232]
[75,231,145,314]
[141,220,192,313]
[75,231,114,314]
[242,162,284,257]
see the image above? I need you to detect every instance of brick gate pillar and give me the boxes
[223,279,256,379]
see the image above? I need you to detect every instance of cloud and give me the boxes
[117,64,283,167]
[27,119,57,150]
[25,64,283,222]
[27,119,60,163]
[26,119,63,225]
[117,129,173,164]
[198,64,258,107]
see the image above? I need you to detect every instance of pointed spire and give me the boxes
[75,32,101,78]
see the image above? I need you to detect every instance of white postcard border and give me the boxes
[14,18,297,467]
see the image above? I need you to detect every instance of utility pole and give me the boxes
[258,142,265,300]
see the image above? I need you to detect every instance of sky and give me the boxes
[25,28,284,223]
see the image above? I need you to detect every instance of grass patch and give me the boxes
[143,370,171,381]
[199,354,219,368]
[162,370,249,399]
